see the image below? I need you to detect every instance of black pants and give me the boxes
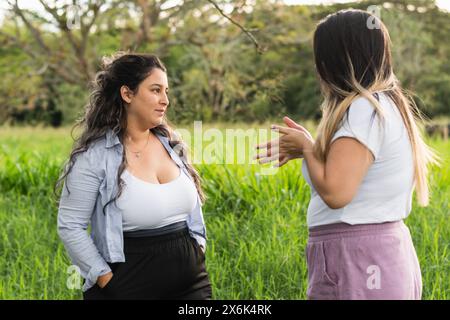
[83,228,212,300]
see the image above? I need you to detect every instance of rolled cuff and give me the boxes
[82,260,112,292]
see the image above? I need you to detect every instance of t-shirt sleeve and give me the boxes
[331,96,385,160]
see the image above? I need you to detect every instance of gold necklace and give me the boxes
[124,131,150,159]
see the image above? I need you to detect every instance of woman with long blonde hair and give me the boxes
[256,9,439,299]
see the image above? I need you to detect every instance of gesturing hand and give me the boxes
[255,116,314,167]
[282,116,314,140]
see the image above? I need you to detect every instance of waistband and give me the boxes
[308,220,405,242]
[123,220,188,238]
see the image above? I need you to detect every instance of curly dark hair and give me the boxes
[55,52,205,214]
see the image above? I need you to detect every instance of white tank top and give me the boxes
[116,168,198,231]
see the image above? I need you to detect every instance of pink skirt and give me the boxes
[306,220,422,300]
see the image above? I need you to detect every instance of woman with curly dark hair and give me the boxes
[56,52,212,300]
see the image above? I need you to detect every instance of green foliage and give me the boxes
[0,0,449,125]
[0,126,448,299]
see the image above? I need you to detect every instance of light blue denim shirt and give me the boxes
[57,129,207,292]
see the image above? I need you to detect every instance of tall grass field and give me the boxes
[0,125,449,299]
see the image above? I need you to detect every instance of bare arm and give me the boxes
[256,122,375,209]
[302,137,374,209]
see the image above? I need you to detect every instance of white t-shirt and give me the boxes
[302,92,415,227]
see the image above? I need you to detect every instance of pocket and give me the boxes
[98,274,117,292]
[319,242,338,287]
[190,237,205,261]
[98,262,121,292]
[306,241,338,300]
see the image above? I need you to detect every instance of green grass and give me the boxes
[0,125,449,299]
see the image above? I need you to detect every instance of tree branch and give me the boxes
[0,29,80,85]
[206,0,266,54]
[37,0,95,81]
[8,0,52,54]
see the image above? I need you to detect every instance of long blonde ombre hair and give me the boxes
[312,9,439,206]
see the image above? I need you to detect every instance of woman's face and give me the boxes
[124,68,169,128]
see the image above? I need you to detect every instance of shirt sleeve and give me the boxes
[186,193,207,251]
[331,96,385,160]
[57,149,112,288]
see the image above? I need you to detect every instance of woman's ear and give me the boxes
[120,85,133,104]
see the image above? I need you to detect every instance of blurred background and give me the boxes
[0,0,449,127]
[0,0,449,300]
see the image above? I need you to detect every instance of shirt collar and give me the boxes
[105,128,171,150]
[106,128,185,168]
[105,129,121,148]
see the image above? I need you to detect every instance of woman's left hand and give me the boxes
[255,118,314,167]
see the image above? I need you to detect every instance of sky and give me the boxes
[1,0,449,25]
[285,0,450,10]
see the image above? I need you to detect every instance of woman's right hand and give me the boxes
[282,116,313,140]
[97,272,113,288]
[255,116,314,167]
